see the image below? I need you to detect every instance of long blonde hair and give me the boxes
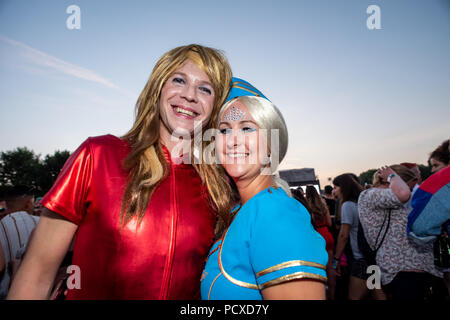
[120,44,233,228]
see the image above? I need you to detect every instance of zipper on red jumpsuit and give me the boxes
[160,159,178,299]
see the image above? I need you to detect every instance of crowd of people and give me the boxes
[1,144,447,300]
[0,43,448,301]
[292,139,450,300]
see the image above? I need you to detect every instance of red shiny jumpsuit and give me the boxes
[41,135,216,299]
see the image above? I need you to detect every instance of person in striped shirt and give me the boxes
[0,185,39,299]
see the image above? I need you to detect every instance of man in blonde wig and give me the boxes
[8,44,233,299]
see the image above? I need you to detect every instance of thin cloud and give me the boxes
[0,34,127,93]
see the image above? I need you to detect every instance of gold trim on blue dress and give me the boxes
[208,272,223,300]
[218,223,328,291]
[218,226,259,290]
[259,271,328,289]
[256,260,326,278]
[208,187,328,297]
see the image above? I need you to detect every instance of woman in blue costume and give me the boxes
[201,78,328,300]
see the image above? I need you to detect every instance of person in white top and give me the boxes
[0,185,39,299]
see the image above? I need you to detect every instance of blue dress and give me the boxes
[201,186,328,300]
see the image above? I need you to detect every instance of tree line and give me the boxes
[0,147,70,197]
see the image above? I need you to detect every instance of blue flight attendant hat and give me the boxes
[225,77,270,102]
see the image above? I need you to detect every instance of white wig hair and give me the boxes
[273,176,292,197]
[218,96,289,169]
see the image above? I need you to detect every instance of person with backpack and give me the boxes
[332,174,386,300]
[358,165,443,300]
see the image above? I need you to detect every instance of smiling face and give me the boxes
[216,101,269,181]
[158,59,215,146]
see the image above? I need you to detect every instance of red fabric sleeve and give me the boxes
[41,138,93,225]
[420,166,450,194]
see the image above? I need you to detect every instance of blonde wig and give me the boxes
[121,44,233,227]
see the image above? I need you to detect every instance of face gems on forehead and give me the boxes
[224,105,247,122]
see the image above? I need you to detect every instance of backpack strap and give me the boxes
[374,209,391,251]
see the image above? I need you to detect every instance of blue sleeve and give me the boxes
[408,186,450,244]
[249,196,328,290]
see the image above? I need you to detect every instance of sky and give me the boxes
[0,0,449,188]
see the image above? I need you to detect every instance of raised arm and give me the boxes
[377,166,411,203]
[7,208,78,300]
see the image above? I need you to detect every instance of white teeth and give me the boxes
[227,153,248,158]
[175,107,195,117]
